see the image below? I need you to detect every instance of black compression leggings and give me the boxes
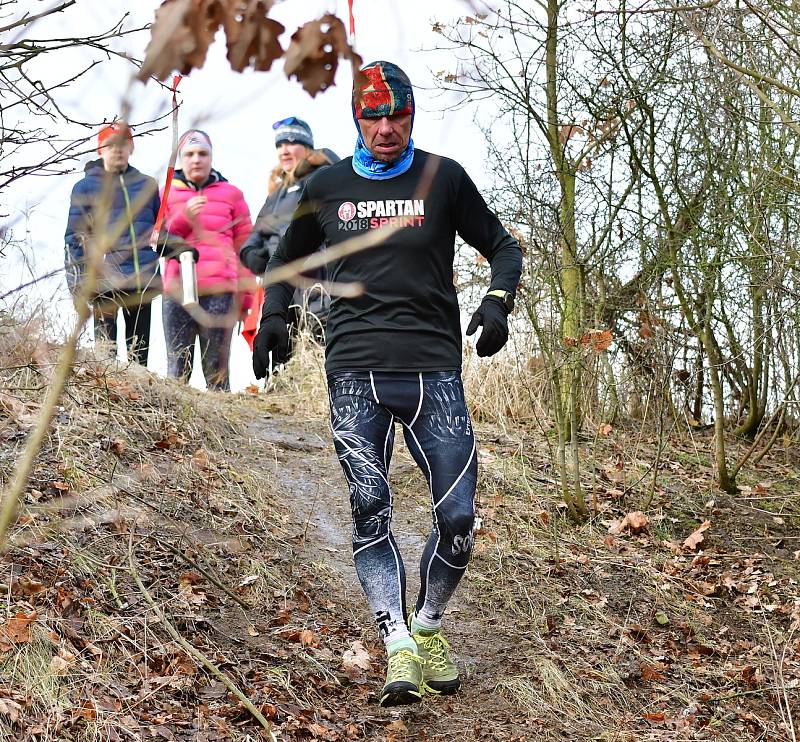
[328,371,477,645]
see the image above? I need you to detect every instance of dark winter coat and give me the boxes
[64,160,161,296]
[240,148,338,319]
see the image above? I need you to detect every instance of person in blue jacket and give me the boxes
[64,122,160,365]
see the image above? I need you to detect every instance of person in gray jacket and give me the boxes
[239,117,337,366]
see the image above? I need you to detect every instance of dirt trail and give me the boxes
[4,348,795,741]
[248,412,522,740]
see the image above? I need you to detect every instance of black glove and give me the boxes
[164,243,200,263]
[253,313,290,379]
[466,296,509,357]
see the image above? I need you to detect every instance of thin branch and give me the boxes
[127,531,276,740]
[592,0,720,15]
[676,3,800,99]
[148,534,251,610]
[0,0,76,35]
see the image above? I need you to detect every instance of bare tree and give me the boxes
[0,0,151,193]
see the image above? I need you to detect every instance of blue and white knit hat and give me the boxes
[273,117,314,148]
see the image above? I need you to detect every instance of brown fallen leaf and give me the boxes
[73,698,97,721]
[191,448,210,470]
[49,648,76,676]
[683,520,712,551]
[641,661,666,682]
[626,624,652,643]
[2,610,38,645]
[342,640,372,676]
[608,511,649,535]
[0,698,23,723]
[0,391,37,427]
[13,576,45,597]
[307,721,338,740]
[299,628,319,647]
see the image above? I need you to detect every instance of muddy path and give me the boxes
[249,412,528,741]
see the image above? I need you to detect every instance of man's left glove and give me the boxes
[252,313,289,379]
[466,296,509,357]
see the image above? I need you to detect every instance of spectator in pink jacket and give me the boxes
[161,129,254,390]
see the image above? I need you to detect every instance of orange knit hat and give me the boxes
[97,122,133,153]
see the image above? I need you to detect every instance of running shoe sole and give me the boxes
[379,681,424,707]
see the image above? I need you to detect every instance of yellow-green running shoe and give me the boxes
[412,629,461,694]
[379,649,425,707]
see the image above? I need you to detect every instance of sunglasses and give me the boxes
[272,117,302,130]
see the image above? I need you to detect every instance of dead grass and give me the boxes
[263,326,328,418]
[3,308,800,740]
[462,345,550,428]
[262,320,800,740]
[456,420,800,740]
[0,312,325,740]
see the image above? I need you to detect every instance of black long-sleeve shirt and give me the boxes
[264,149,522,373]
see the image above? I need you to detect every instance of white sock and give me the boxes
[410,612,441,635]
[386,635,417,656]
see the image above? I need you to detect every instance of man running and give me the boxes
[253,61,522,706]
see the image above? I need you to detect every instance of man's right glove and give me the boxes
[252,313,290,379]
[466,296,510,357]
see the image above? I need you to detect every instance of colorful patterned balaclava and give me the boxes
[352,61,415,180]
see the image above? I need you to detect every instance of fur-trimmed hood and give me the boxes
[267,148,339,194]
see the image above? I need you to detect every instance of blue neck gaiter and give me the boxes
[352,132,414,180]
[351,60,416,180]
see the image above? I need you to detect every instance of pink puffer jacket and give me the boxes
[162,170,255,305]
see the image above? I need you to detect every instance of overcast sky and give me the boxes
[4,0,493,390]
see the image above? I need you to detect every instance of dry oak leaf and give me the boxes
[307,722,338,740]
[284,14,361,97]
[608,511,649,535]
[191,448,210,470]
[299,628,319,647]
[1,610,38,645]
[640,661,666,682]
[74,698,98,722]
[224,0,284,72]
[13,576,45,597]
[559,124,580,144]
[581,328,612,351]
[139,0,228,82]
[342,640,372,676]
[683,520,712,551]
[178,572,207,606]
[49,648,76,676]
[0,698,23,723]
[0,391,37,427]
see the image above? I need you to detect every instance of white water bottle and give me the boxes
[179,250,198,308]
